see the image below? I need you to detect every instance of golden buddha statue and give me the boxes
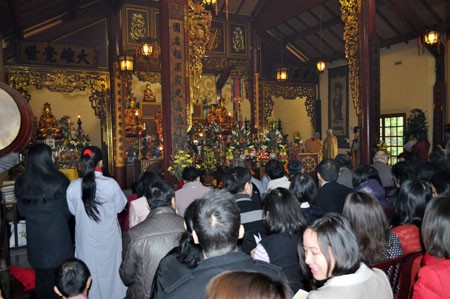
[124,95,144,136]
[38,102,62,139]
[216,98,232,133]
[143,83,156,102]
[206,104,217,125]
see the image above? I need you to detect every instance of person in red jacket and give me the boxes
[412,196,450,299]
[410,129,430,162]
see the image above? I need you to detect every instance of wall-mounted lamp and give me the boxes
[118,55,134,72]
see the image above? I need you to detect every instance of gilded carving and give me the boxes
[130,12,147,42]
[261,81,317,129]
[232,27,245,54]
[5,66,114,170]
[188,0,212,105]
[340,0,361,118]
[135,71,161,84]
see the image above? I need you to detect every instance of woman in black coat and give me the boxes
[15,143,74,299]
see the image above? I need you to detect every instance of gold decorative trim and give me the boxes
[5,65,113,171]
[136,71,161,83]
[261,80,317,129]
[340,0,361,118]
[113,63,126,168]
[188,0,211,105]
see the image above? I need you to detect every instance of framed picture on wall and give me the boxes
[229,23,248,57]
[206,21,226,55]
[125,7,150,46]
[328,65,349,148]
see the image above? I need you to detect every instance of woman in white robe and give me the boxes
[67,146,127,299]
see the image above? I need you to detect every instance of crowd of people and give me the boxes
[12,127,450,298]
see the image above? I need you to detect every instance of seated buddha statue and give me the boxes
[38,102,62,139]
[143,83,156,102]
[215,98,232,133]
[206,104,217,125]
[124,95,144,136]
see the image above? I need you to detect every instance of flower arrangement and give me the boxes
[262,126,284,153]
[376,139,390,155]
[167,150,199,180]
[200,146,218,175]
[230,123,254,154]
[56,116,90,169]
[278,145,289,163]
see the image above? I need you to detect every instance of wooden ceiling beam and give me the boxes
[285,18,341,43]
[69,0,81,19]
[7,0,23,39]
[28,0,111,41]
[385,0,426,34]
[254,0,327,34]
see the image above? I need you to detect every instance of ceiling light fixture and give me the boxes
[276,31,288,81]
[424,29,439,45]
[317,6,326,73]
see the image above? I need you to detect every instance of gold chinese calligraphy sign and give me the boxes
[18,40,98,68]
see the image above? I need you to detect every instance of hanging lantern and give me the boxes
[424,29,439,45]
[317,60,326,73]
[118,55,134,72]
[276,66,288,81]
[141,40,153,56]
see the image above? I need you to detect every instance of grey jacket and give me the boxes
[120,206,184,299]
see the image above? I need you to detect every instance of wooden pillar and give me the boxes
[359,0,380,165]
[431,44,447,147]
[160,0,189,182]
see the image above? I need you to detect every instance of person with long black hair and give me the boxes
[15,143,74,299]
[66,146,127,299]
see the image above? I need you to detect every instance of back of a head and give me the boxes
[413,129,428,143]
[428,150,446,169]
[223,167,251,194]
[289,173,317,204]
[205,271,292,299]
[393,179,431,227]
[182,166,200,182]
[307,214,360,276]
[373,151,388,164]
[193,189,240,257]
[418,161,441,182]
[265,159,285,180]
[55,258,91,298]
[25,143,55,176]
[18,143,62,202]
[263,188,306,235]
[146,180,174,209]
[352,165,382,188]
[430,171,450,196]
[317,159,339,182]
[136,170,161,197]
[178,200,203,269]
[230,158,246,168]
[392,161,417,186]
[335,154,351,169]
[342,191,389,263]
[288,159,303,177]
[80,146,103,222]
[421,196,450,259]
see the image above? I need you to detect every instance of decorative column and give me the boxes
[160,0,190,181]
[113,63,128,188]
[340,0,379,165]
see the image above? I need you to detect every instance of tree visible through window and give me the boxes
[380,114,406,165]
